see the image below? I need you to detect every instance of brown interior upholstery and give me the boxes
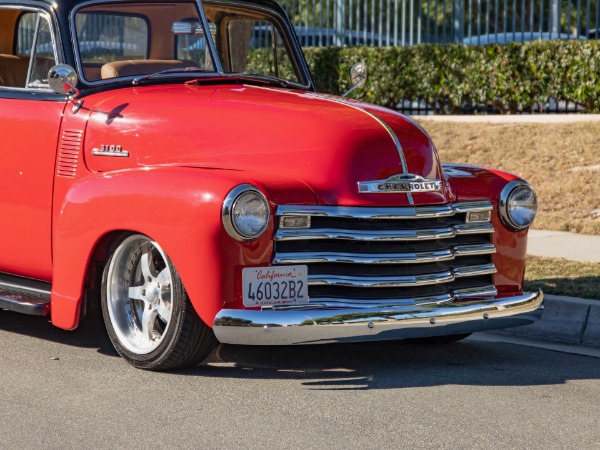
[0,54,31,87]
[101,59,197,79]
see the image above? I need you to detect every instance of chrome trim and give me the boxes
[273,244,495,265]
[453,264,497,278]
[453,201,493,213]
[306,262,495,288]
[92,145,129,158]
[358,174,442,194]
[454,223,495,235]
[222,184,269,241]
[452,244,496,256]
[213,291,544,345]
[275,227,456,242]
[499,180,537,231]
[275,223,493,242]
[300,95,414,204]
[275,201,493,219]
[273,249,455,265]
[453,285,498,298]
[308,271,454,287]
[271,293,454,310]
[276,204,456,219]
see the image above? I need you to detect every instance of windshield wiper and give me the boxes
[224,72,290,88]
[132,67,212,85]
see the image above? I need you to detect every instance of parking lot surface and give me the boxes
[1,311,599,449]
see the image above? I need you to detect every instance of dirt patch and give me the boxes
[420,121,600,235]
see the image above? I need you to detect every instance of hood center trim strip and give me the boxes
[247,86,414,204]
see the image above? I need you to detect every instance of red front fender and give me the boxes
[50,166,314,330]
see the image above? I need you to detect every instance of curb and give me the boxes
[495,294,600,348]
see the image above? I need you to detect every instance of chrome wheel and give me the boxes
[105,235,174,354]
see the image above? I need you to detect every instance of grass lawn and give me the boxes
[420,121,600,235]
[525,256,600,300]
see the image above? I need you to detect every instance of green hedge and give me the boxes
[297,40,600,114]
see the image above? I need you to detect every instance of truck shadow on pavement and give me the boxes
[0,310,119,357]
[188,339,600,390]
[2,310,599,390]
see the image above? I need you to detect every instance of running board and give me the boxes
[0,273,51,316]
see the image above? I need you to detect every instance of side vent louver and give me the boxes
[57,130,83,178]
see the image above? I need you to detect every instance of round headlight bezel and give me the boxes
[499,180,537,231]
[222,184,270,241]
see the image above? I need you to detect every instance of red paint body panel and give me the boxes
[0,98,65,281]
[0,86,532,331]
[444,164,526,294]
[82,85,447,207]
[51,166,315,329]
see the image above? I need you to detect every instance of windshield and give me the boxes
[72,0,308,87]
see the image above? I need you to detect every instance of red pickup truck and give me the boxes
[0,0,542,370]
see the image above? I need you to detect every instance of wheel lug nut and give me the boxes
[141,289,146,296]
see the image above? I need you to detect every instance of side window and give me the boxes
[228,19,298,82]
[175,21,214,69]
[15,12,57,88]
[75,13,149,64]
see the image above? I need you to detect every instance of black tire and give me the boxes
[100,234,217,370]
[406,333,472,345]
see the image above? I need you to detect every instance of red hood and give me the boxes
[83,83,446,206]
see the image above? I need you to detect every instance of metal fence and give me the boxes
[280,0,599,46]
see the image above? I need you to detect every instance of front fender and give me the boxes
[443,163,530,295]
[50,166,315,330]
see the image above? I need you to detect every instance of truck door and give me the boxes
[0,8,65,281]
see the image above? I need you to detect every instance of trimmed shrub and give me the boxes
[297,40,600,114]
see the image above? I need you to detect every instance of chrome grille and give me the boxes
[273,202,497,309]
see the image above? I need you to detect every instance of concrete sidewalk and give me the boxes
[497,295,600,349]
[496,229,600,348]
[528,229,600,263]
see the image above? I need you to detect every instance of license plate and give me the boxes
[242,265,309,307]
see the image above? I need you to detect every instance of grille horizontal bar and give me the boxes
[272,201,496,308]
[275,223,493,242]
[273,243,495,265]
[276,201,491,219]
[268,285,499,310]
[308,263,496,288]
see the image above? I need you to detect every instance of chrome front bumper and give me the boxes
[213,291,543,345]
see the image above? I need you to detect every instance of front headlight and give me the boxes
[499,180,537,231]
[222,184,269,241]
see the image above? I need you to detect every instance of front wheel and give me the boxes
[101,234,217,370]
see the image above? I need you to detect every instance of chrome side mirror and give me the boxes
[48,64,79,98]
[342,62,367,97]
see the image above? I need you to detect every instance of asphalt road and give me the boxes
[1,311,599,449]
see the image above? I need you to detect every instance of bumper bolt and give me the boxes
[367,322,374,329]
[483,313,490,320]
[430,318,436,325]
[264,325,271,332]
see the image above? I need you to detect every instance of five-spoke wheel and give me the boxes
[101,234,216,370]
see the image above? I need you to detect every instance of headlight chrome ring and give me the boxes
[222,184,270,241]
[499,180,537,231]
